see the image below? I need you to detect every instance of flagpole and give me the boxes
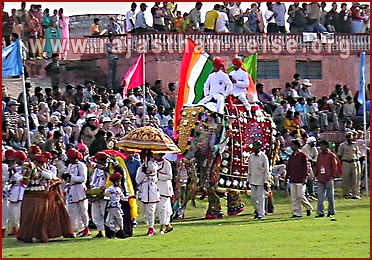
[142,53,146,126]
[21,66,31,147]
[362,80,368,196]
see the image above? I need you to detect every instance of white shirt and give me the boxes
[247,151,270,186]
[265,9,275,24]
[156,159,174,197]
[203,70,233,98]
[126,10,136,32]
[229,68,249,97]
[216,11,229,33]
[135,11,147,29]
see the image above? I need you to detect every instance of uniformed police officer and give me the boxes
[337,131,361,199]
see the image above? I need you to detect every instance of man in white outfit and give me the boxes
[229,57,252,118]
[136,152,160,236]
[198,57,233,115]
[154,153,174,234]
[247,140,270,220]
[89,152,109,238]
[8,150,27,236]
[66,148,91,237]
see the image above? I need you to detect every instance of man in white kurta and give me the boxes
[136,157,160,236]
[2,163,9,237]
[90,162,108,238]
[247,140,270,220]
[154,153,174,234]
[229,58,252,118]
[66,149,90,236]
[198,57,233,114]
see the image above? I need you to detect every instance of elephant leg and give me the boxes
[227,191,245,216]
[205,187,223,219]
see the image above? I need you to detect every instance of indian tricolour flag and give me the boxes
[175,38,213,127]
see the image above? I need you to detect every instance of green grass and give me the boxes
[2,190,370,258]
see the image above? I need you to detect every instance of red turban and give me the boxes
[34,154,47,163]
[95,151,109,161]
[213,57,226,72]
[76,142,88,153]
[42,151,53,159]
[14,150,27,161]
[29,145,42,154]
[66,148,79,160]
[4,149,15,160]
[109,172,122,183]
[232,58,242,68]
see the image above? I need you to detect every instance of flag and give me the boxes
[122,53,144,97]
[226,54,258,102]
[357,51,366,104]
[2,39,23,78]
[175,38,213,127]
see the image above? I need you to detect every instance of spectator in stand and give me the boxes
[181,12,192,33]
[298,79,314,99]
[188,2,203,31]
[306,97,327,131]
[342,96,357,120]
[357,99,370,117]
[283,82,299,100]
[273,100,290,131]
[340,85,353,102]
[256,83,274,114]
[265,2,278,33]
[306,2,327,33]
[283,110,300,133]
[58,8,70,60]
[325,2,339,32]
[229,2,249,34]
[319,2,328,27]
[216,5,230,34]
[288,2,308,34]
[44,21,61,59]
[294,97,309,130]
[79,115,101,147]
[272,2,286,33]
[172,11,184,32]
[126,3,137,33]
[248,3,260,33]
[91,18,100,35]
[11,17,24,41]
[318,95,339,131]
[135,3,157,33]
[107,17,122,35]
[89,130,108,156]
[4,100,28,148]
[151,2,166,32]
[350,2,365,33]
[204,4,220,33]
[25,12,41,59]
[31,86,45,104]
[338,3,352,33]
[16,2,28,26]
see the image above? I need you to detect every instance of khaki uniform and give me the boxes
[337,141,361,197]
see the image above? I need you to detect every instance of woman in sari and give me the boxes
[44,20,61,59]
[58,8,69,60]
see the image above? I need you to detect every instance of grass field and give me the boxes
[2,189,370,258]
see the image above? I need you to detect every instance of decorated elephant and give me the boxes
[176,96,276,219]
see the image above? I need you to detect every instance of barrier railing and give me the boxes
[82,32,370,55]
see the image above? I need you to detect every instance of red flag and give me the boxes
[122,53,144,97]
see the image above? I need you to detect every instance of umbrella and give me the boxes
[101,149,128,160]
[116,126,181,154]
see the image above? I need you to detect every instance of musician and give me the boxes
[136,151,160,236]
[89,151,110,238]
[65,148,90,237]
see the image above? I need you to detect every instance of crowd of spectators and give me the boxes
[2,2,370,56]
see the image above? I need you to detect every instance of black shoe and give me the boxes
[315,214,325,218]
[306,210,312,216]
[94,233,104,238]
[253,214,258,219]
[290,215,302,218]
